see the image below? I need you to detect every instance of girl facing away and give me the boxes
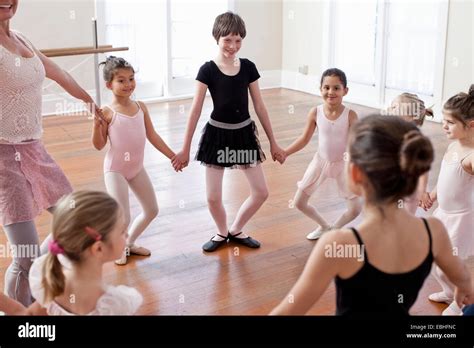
[0,191,143,315]
[93,57,176,265]
[388,93,434,214]
[283,68,361,240]
[271,115,472,316]
[172,12,286,252]
[421,85,474,315]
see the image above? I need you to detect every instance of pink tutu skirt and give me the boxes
[0,140,73,226]
[434,207,474,259]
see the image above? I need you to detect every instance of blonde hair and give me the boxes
[390,93,434,126]
[42,191,120,302]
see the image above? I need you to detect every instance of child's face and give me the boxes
[107,68,136,97]
[217,33,242,59]
[442,110,468,140]
[320,75,348,106]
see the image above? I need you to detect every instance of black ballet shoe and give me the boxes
[228,232,261,248]
[202,234,229,252]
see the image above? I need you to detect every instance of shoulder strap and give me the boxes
[350,227,364,245]
[460,151,474,163]
[350,227,368,262]
[421,218,433,256]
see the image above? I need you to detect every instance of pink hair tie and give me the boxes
[48,240,64,256]
[85,227,102,241]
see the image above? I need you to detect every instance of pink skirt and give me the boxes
[0,140,73,226]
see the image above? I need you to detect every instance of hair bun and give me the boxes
[399,130,434,177]
[469,84,474,98]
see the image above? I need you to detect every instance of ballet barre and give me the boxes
[41,45,128,58]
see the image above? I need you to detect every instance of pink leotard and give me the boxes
[104,102,146,180]
[297,105,356,199]
[317,105,349,162]
[433,150,474,259]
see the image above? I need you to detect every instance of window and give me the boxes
[328,0,448,114]
[168,0,230,95]
[332,0,378,86]
[96,0,230,99]
[98,0,167,101]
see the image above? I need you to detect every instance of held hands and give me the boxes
[171,150,190,172]
[419,192,435,211]
[271,143,287,164]
[92,105,107,128]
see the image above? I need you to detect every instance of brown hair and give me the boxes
[390,93,434,126]
[42,191,120,302]
[349,115,434,204]
[98,56,135,83]
[212,12,246,43]
[320,68,347,88]
[443,84,474,126]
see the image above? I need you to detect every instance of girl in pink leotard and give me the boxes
[92,57,176,265]
[421,85,474,315]
[283,68,362,240]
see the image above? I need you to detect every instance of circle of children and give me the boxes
[1,11,473,316]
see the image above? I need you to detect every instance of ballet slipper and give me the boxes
[428,292,453,304]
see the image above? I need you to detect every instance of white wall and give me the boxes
[235,0,282,71]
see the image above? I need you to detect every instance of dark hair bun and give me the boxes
[399,130,433,178]
[469,84,474,98]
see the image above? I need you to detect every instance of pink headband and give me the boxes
[48,240,64,256]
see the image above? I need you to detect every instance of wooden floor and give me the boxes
[1,88,472,315]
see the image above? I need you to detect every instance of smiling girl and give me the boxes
[172,12,286,252]
[422,85,474,315]
[93,57,176,265]
[282,68,361,240]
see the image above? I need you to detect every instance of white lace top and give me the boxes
[29,255,143,315]
[0,30,45,143]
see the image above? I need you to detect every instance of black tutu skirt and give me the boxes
[195,120,266,169]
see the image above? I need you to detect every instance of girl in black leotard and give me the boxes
[172,12,285,252]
